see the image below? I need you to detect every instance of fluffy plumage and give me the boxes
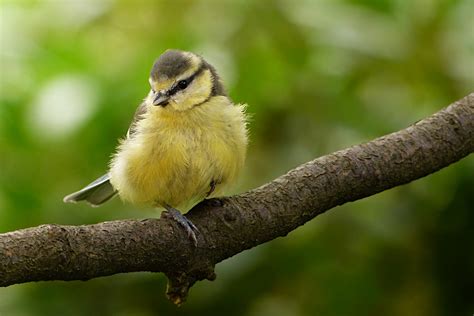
[110,96,247,210]
[64,49,248,214]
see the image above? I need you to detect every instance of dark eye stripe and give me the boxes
[167,63,206,96]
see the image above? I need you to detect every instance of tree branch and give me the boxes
[1,93,473,304]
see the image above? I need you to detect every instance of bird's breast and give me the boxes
[109,99,247,210]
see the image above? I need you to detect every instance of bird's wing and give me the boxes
[64,102,148,207]
[63,173,117,207]
[126,101,148,138]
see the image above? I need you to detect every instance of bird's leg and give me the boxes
[163,204,199,246]
[206,180,217,197]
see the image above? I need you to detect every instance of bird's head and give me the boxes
[147,49,225,112]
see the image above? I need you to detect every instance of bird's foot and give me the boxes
[163,205,199,246]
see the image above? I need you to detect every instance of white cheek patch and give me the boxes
[172,79,209,108]
[185,71,212,98]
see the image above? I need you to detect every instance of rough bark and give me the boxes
[1,93,473,305]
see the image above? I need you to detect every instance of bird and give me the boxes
[63,49,248,245]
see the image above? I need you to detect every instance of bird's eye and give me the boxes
[177,80,189,89]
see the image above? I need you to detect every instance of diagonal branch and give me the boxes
[1,93,473,305]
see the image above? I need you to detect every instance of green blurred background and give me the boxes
[1,0,473,315]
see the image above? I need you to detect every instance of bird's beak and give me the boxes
[153,92,170,107]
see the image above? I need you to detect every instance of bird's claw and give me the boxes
[163,206,199,246]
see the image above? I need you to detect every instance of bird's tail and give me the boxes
[63,173,117,207]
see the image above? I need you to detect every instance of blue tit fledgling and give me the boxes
[64,49,248,244]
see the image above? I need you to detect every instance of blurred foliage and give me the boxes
[0,0,473,315]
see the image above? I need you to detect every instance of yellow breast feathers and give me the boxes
[109,96,248,210]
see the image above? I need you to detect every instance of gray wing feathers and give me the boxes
[64,103,145,206]
[63,173,117,207]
